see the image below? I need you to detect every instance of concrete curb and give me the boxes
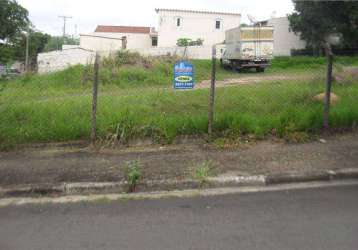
[265,169,358,184]
[265,171,331,185]
[1,168,358,198]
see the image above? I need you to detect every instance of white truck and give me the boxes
[221,26,274,72]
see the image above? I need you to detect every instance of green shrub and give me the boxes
[124,161,142,193]
[115,50,142,65]
[192,161,215,187]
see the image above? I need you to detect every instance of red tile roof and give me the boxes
[95,25,152,34]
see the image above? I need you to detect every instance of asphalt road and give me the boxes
[0,184,358,250]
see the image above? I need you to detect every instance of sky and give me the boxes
[17,0,295,36]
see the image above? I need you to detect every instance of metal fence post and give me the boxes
[91,53,100,145]
[208,45,217,138]
[323,43,333,130]
[25,29,30,72]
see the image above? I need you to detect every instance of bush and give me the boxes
[124,161,142,192]
[192,161,215,187]
[115,50,142,65]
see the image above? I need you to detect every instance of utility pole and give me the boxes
[58,15,72,39]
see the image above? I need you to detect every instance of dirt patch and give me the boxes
[196,73,317,89]
[0,132,357,188]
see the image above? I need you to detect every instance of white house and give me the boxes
[39,8,242,68]
[80,9,241,54]
[156,9,241,47]
[263,17,306,56]
[80,25,158,51]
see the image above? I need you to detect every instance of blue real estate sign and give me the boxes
[173,61,194,89]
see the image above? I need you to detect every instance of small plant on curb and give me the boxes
[192,161,215,187]
[124,161,142,193]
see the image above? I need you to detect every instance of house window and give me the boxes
[216,20,221,29]
[176,17,182,27]
[152,36,158,47]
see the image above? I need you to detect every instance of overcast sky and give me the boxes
[17,0,295,36]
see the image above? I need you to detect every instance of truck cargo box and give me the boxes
[225,26,274,60]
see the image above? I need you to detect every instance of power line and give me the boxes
[58,15,73,38]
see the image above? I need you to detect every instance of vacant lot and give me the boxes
[0,55,357,149]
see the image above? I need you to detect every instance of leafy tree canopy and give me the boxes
[0,0,29,41]
[0,1,52,65]
[177,38,204,47]
[288,0,358,48]
[0,30,50,64]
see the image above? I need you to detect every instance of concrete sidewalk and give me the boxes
[0,132,357,196]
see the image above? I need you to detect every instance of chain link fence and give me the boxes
[0,47,357,149]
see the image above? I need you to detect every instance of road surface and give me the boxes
[0,184,357,250]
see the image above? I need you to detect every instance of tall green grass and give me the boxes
[1,80,357,149]
[0,55,357,149]
[3,56,357,92]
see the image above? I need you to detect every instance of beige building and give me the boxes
[156,9,241,47]
[262,17,306,56]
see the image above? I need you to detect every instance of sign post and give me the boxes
[174,61,194,89]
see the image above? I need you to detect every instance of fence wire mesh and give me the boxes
[0,49,357,149]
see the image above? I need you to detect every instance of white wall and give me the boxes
[80,34,122,51]
[80,32,153,51]
[268,17,306,56]
[37,48,95,74]
[37,45,218,75]
[157,10,241,47]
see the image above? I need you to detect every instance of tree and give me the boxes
[44,36,80,52]
[0,43,16,63]
[16,31,50,65]
[0,0,29,41]
[288,1,358,51]
[0,0,30,64]
[177,38,191,47]
[0,29,50,65]
[177,38,204,47]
